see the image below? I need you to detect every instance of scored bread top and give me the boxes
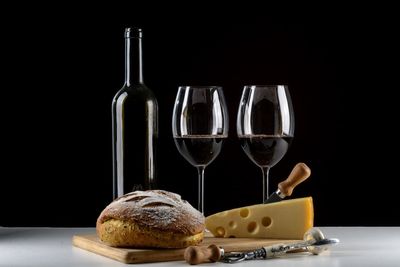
[97,190,205,235]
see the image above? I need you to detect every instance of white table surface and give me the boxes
[1,227,399,266]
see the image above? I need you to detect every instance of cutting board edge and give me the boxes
[72,235,186,264]
[72,234,301,264]
[73,235,130,263]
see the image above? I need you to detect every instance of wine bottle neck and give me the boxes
[124,28,143,86]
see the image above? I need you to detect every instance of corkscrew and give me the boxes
[184,227,339,264]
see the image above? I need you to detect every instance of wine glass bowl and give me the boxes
[172,86,229,214]
[236,85,294,203]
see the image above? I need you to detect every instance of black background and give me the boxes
[1,6,398,226]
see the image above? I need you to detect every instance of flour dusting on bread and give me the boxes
[96,190,205,248]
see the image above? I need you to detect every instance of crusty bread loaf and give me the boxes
[96,190,205,248]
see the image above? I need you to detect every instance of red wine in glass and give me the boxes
[237,85,294,203]
[172,86,229,214]
[239,135,293,167]
[174,135,226,167]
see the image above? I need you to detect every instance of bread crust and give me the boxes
[96,190,205,248]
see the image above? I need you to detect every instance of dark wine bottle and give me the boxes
[112,28,158,198]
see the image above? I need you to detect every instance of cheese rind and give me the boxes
[205,197,314,239]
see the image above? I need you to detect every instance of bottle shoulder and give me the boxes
[113,84,157,102]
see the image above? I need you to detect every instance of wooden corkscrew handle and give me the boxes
[278,163,311,197]
[184,244,222,265]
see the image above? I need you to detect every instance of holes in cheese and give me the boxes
[205,197,314,239]
[239,208,249,218]
[247,221,258,234]
[215,227,225,237]
[262,217,272,227]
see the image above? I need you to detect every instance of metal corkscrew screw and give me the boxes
[184,227,339,265]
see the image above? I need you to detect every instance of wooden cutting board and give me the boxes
[72,232,299,264]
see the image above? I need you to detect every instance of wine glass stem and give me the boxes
[197,166,205,214]
[262,167,270,203]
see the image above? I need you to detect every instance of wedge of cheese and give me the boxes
[205,197,313,239]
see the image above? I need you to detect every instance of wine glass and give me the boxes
[172,86,229,214]
[236,85,294,203]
